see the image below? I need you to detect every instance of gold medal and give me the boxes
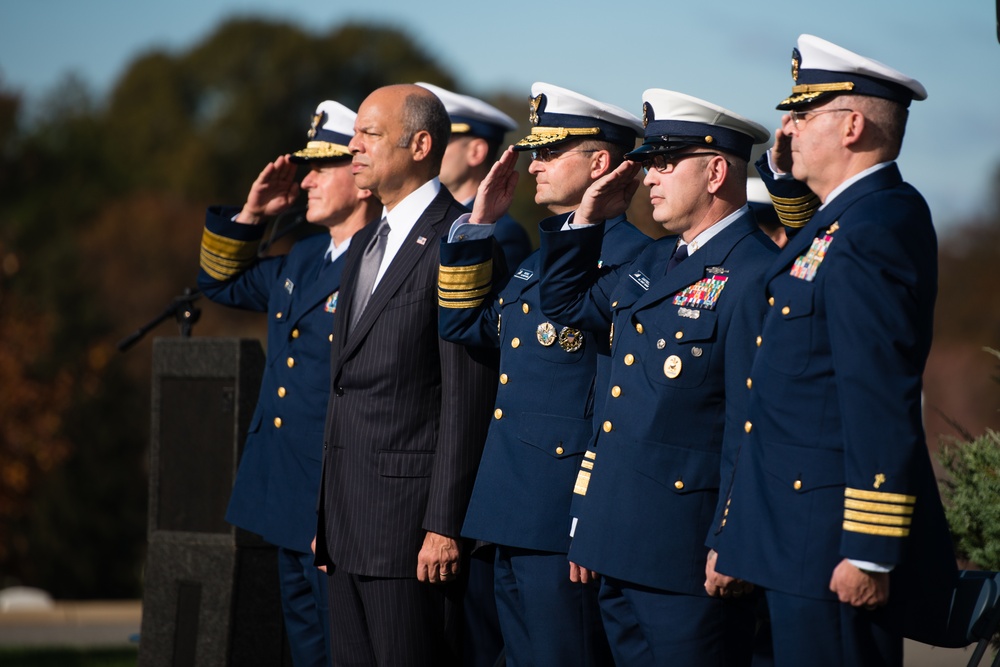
[536,321,557,346]
[559,327,584,352]
[663,355,682,379]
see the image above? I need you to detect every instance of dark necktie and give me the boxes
[665,242,689,274]
[350,218,390,329]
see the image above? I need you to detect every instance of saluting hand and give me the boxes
[235,154,301,224]
[417,531,461,585]
[469,146,519,224]
[573,160,643,227]
[771,124,794,175]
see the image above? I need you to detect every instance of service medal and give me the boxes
[536,321,557,346]
[663,355,682,379]
[558,327,584,353]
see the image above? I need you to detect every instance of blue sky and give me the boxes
[1,0,997,232]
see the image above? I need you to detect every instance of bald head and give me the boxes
[349,85,451,209]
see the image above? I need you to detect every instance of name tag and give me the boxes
[629,271,651,291]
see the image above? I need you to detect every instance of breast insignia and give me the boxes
[536,321,557,346]
[663,355,682,379]
[558,327,584,353]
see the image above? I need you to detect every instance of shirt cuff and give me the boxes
[848,559,893,573]
[562,211,594,230]
[447,214,496,242]
[766,149,794,180]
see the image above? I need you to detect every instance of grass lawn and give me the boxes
[0,646,138,667]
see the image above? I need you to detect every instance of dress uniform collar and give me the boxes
[685,205,749,256]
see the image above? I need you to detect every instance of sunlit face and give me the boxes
[641,151,716,235]
[348,88,414,200]
[781,101,852,185]
[526,141,600,215]
[299,161,362,226]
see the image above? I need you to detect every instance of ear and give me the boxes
[842,111,865,147]
[356,187,374,201]
[466,137,490,169]
[411,130,433,162]
[704,155,728,194]
[589,150,612,180]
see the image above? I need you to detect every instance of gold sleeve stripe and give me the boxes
[439,261,493,289]
[580,460,594,470]
[843,510,912,527]
[201,228,260,260]
[844,498,913,515]
[200,229,260,280]
[573,470,591,496]
[845,488,916,505]
[770,194,819,230]
[843,520,910,538]
[584,450,597,460]
[439,297,488,309]
[438,286,492,301]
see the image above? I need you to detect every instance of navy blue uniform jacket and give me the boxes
[199,206,344,553]
[538,211,778,595]
[438,216,651,553]
[713,164,957,639]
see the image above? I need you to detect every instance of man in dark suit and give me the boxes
[438,82,650,666]
[199,100,377,667]
[534,89,776,666]
[418,81,533,274]
[711,35,957,667]
[312,84,497,667]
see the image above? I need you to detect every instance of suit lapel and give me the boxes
[292,253,346,325]
[337,189,455,361]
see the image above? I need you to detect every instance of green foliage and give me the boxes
[938,347,1000,569]
[0,17,464,600]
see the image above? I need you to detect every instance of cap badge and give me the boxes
[529,94,543,126]
[642,101,653,129]
[307,111,326,139]
[791,47,801,83]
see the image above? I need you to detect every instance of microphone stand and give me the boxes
[117,205,306,353]
[117,288,201,352]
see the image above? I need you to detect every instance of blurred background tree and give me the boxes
[0,15,995,599]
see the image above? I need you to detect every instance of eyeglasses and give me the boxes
[529,147,599,162]
[788,108,854,127]
[637,152,728,174]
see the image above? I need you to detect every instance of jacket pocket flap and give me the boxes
[518,412,593,458]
